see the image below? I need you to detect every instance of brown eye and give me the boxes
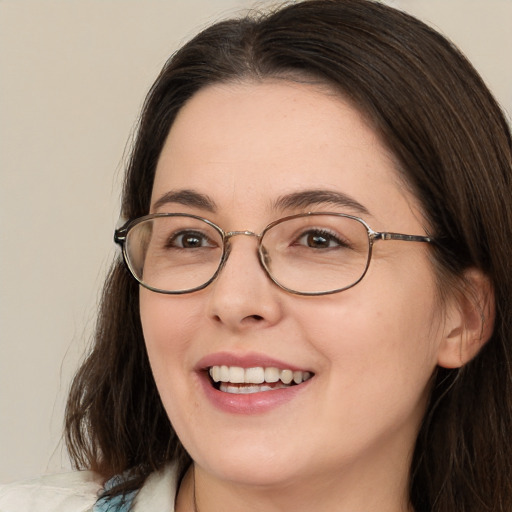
[168,231,215,249]
[306,232,329,248]
[296,229,348,249]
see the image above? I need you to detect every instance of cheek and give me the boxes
[139,291,203,401]
[140,290,200,347]
[300,296,438,453]
[295,266,442,396]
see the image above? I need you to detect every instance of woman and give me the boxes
[2,0,511,510]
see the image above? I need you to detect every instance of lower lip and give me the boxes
[198,373,312,414]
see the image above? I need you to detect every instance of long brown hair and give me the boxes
[65,1,512,510]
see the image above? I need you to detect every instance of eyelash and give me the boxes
[166,230,216,249]
[294,228,351,249]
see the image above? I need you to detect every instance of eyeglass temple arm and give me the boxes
[373,232,433,243]
[114,228,127,245]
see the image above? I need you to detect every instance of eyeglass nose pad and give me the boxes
[212,239,234,280]
[215,235,268,281]
[259,244,271,270]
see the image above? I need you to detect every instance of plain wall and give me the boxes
[1,0,511,483]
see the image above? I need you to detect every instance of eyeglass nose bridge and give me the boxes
[218,230,267,277]
[224,230,261,240]
[221,229,264,263]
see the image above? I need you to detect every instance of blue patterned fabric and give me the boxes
[93,475,138,512]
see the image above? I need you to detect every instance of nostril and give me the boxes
[212,313,264,324]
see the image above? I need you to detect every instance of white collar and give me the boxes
[132,463,179,511]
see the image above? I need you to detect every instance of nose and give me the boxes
[205,233,283,331]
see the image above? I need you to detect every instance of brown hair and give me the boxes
[65,1,512,510]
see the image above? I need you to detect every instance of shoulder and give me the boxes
[0,463,180,512]
[84,463,179,512]
[0,471,103,512]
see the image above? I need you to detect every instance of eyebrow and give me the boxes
[272,189,370,215]
[152,189,217,212]
[152,188,370,216]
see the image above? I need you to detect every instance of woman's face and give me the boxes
[140,80,445,492]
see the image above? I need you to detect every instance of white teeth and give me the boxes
[219,365,230,382]
[264,367,280,383]
[208,365,313,386]
[280,369,293,384]
[245,367,265,384]
[230,366,245,384]
[220,384,275,394]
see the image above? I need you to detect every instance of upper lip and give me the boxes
[195,351,313,372]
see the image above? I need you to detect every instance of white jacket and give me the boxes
[0,464,178,512]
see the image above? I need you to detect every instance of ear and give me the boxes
[437,268,495,369]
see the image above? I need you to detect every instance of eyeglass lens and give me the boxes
[123,214,371,294]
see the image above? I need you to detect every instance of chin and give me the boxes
[185,434,314,487]
[201,457,308,488]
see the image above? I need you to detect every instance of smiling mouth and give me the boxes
[208,365,314,394]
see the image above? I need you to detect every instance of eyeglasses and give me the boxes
[114,212,433,296]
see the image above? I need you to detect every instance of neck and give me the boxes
[176,463,413,512]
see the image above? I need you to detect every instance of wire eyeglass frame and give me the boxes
[114,212,433,296]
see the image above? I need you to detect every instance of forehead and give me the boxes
[152,80,422,231]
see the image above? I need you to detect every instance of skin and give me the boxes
[140,80,458,512]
